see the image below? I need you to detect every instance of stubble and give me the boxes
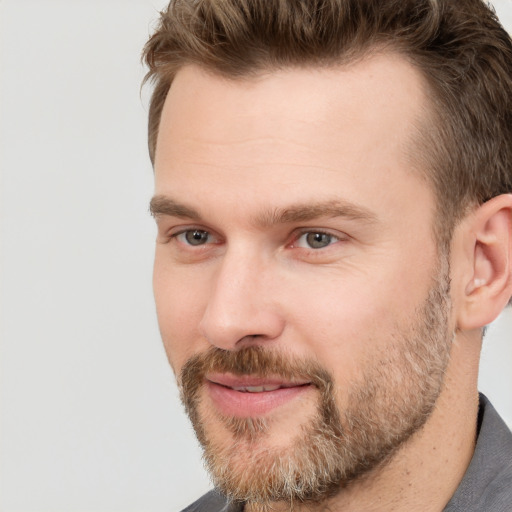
[178,260,453,510]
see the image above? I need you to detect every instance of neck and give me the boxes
[245,333,480,512]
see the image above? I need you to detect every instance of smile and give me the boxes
[205,374,313,417]
[230,385,282,392]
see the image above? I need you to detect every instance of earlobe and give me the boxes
[457,194,512,331]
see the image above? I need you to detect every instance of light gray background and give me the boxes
[0,1,511,511]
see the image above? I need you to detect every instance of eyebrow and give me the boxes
[150,195,201,220]
[150,195,378,227]
[257,200,377,227]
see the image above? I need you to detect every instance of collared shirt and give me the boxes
[443,394,512,511]
[182,394,512,512]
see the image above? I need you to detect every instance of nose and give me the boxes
[198,249,285,350]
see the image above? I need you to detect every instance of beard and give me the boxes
[178,259,453,510]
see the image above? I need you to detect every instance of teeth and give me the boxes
[231,385,281,392]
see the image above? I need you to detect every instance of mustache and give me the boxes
[180,345,333,391]
[178,345,342,447]
[179,346,336,421]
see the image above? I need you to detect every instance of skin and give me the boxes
[151,53,512,511]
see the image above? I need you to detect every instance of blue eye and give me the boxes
[177,230,211,246]
[296,232,336,249]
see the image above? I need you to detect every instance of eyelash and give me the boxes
[165,227,219,247]
[167,227,344,251]
[173,229,216,246]
[292,230,343,250]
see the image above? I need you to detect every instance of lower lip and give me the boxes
[206,381,312,417]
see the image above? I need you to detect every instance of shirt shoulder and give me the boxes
[180,490,243,512]
[478,465,512,512]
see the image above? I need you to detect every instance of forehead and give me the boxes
[156,54,428,153]
[154,53,433,227]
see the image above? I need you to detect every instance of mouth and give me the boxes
[205,373,313,417]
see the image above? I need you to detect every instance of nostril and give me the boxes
[237,334,274,344]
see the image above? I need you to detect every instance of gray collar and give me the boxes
[442,393,512,511]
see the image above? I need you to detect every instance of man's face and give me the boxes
[152,55,454,506]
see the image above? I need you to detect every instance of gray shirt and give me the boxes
[182,394,512,511]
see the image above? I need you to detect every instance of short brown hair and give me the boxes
[143,0,512,242]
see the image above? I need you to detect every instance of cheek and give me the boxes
[153,256,210,370]
[289,285,390,378]
[283,260,434,386]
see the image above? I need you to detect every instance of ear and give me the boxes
[456,194,512,331]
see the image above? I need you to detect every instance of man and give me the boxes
[143,0,512,510]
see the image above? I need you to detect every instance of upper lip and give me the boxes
[206,373,311,390]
